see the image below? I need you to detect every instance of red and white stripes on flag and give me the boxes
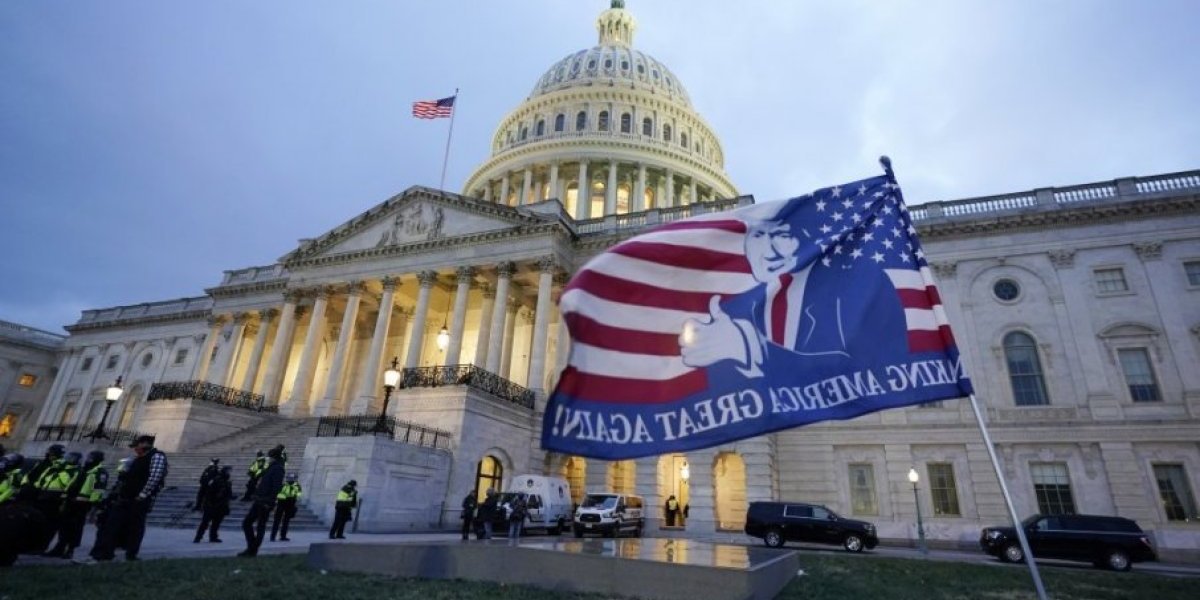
[885,267,957,353]
[556,216,759,404]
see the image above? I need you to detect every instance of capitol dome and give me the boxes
[463,1,737,220]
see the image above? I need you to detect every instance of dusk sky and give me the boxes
[2,0,1198,334]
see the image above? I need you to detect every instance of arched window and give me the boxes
[576,111,587,131]
[642,117,653,136]
[620,113,632,133]
[663,124,672,142]
[519,126,528,141]
[598,111,610,132]
[474,455,504,502]
[1004,332,1050,406]
[535,119,545,137]
[554,114,565,132]
[680,133,688,148]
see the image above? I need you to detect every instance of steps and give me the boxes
[143,415,326,531]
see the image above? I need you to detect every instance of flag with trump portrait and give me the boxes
[542,158,974,460]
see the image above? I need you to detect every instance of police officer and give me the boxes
[241,451,267,501]
[86,435,168,562]
[238,446,284,557]
[329,480,357,539]
[0,453,25,504]
[194,465,232,543]
[270,473,301,542]
[46,451,107,559]
[195,458,220,511]
[460,490,478,540]
[18,444,65,502]
[36,451,82,554]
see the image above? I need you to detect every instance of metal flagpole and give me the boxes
[967,394,1049,600]
[879,155,1048,600]
[438,88,460,192]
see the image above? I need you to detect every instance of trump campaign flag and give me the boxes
[542,158,974,460]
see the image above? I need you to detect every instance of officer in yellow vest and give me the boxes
[241,451,267,501]
[45,451,107,559]
[36,451,82,554]
[329,480,357,539]
[270,473,301,542]
[0,453,25,504]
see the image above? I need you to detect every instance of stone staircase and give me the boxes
[145,416,327,531]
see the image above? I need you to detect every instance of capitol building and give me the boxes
[12,1,1200,558]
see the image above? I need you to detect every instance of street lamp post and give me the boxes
[88,376,124,441]
[373,357,401,433]
[908,467,928,554]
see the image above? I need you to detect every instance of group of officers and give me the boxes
[0,434,168,565]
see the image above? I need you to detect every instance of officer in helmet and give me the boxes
[271,473,302,542]
[329,480,357,539]
[18,444,65,502]
[46,451,107,559]
[0,452,26,504]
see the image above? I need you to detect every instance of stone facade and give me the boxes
[0,319,64,446]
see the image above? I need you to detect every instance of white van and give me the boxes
[573,493,645,538]
[508,474,574,534]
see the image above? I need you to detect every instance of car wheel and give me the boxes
[763,528,785,548]
[843,534,864,553]
[1002,543,1024,563]
[1104,549,1131,572]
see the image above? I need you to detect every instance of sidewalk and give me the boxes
[14,525,1200,579]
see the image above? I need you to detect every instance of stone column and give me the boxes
[445,266,474,366]
[684,448,717,534]
[404,271,438,369]
[664,168,675,207]
[261,291,301,405]
[501,302,520,380]
[281,287,331,416]
[483,181,492,202]
[240,308,276,394]
[352,276,398,414]
[634,163,647,212]
[484,262,515,373]
[551,274,571,387]
[527,258,556,394]
[500,173,511,205]
[548,162,560,202]
[217,312,249,386]
[577,160,590,219]
[317,281,364,416]
[35,350,79,426]
[192,315,227,381]
[605,160,618,215]
[637,456,664,529]
[521,167,532,206]
[688,178,698,205]
[473,283,496,368]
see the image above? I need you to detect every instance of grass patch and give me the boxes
[1,552,1193,600]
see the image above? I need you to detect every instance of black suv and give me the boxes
[745,501,878,552]
[980,514,1157,571]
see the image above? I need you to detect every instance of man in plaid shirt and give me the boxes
[83,435,168,562]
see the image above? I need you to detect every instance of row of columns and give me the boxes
[203,259,567,418]
[475,160,715,219]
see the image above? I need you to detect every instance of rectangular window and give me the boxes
[1153,464,1198,521]
[18,373,37,387]
[1031,462,1076,515]
[1094,267,1129,293]
[848,464,878,515]
[174,349,189,365]
[1118,348,1161,402]
[0,413,16,437]
[80,357,93,372]
[1185,261,1200,287]
[928,463,961,516]
[105,355,119,370]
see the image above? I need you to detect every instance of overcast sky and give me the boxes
[2,0,1197,334]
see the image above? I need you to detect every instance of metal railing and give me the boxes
[33,425,153,449]
[315,414,451,449]
[398,364,535,409]
[147,381,275,413]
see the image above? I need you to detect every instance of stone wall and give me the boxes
[137,399,271,452]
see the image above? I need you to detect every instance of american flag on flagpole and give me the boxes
[543,160,972,460]
[412,95,455,119]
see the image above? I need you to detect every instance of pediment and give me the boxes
[281,187,560,264]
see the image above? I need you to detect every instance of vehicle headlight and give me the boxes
[603,511,612,518]
[986,530,1003,540]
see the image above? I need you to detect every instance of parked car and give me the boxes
[573,493,645,538]
[979,514,1157,571]
[744,501,878,552]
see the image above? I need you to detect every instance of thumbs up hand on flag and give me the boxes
[680,295,749,369]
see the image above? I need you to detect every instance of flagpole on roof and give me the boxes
[881,154,1048,600]
[438,88,460,192]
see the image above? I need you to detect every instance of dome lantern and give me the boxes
[596,1,636,47]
